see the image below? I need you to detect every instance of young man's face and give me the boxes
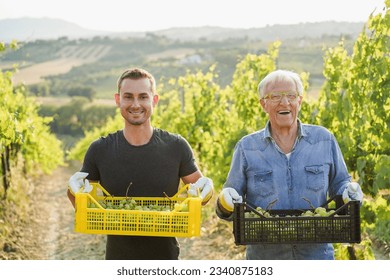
[260,79,302,130]
[115,78,158,126]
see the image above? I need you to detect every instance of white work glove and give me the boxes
[342,182,363,204]
[187,177,214,204]
[217,187,243,213]
[68,172,92,195]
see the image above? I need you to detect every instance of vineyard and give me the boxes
[11,44,111,85]
[1,2,389,260]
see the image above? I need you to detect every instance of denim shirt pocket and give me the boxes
[254,170,274,198]
[305,165,325,191]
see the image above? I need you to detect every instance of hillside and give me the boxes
[155,21,364,41]
[1,21,359,96]
[0,18,363,105]
[10,44,111,85]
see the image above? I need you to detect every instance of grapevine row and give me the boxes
[0,42,64,198]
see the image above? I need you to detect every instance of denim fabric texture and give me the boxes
[223,120,351,260]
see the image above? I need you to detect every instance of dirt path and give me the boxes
[2,162,245,260]
[18,162,106,259]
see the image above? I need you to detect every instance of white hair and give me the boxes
[257,70,303,98]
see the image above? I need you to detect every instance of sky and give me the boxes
[0,0,386,32]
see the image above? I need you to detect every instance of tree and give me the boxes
[28,82,50,96]
[67,85,96,100]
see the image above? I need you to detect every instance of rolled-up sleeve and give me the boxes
[328,134,351,197]
[223,142,247,196]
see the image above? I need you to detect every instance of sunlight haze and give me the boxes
[0,0,386,32]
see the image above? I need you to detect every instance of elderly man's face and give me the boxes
[260,80,303,130]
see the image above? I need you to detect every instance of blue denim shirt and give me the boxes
[222,120,351,260]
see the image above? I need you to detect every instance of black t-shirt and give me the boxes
[81,128,199,260]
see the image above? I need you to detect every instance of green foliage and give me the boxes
[1,38,67,63]
[39,98,116,138]
[334,240,375,260]
[0,45,64,196]
[67,85,96,100]
[27,82,50,96]
[316,3,390,197]
[314,1,390,253]
[357,154,390,195]
[362,195,390,243]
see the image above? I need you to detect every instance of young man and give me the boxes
[67,68,213,260]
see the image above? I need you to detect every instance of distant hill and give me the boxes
[0,17,113,42]
[0,17,365,43]
[154,22,365,41]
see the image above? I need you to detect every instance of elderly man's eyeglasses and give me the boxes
[263,92,299,103]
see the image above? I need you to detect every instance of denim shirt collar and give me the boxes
[262,120,310,154]
[263,119,306,140]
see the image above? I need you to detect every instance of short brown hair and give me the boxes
[117,68,156,94]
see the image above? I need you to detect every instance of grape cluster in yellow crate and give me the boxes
[74,183,202,237]
[89,198,175,212]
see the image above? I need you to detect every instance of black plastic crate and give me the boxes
[233,195,361,245]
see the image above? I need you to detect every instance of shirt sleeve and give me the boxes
[223,141,247,196]
[177,135,199,177]
[328,134,351,197]
[80,139,101,181]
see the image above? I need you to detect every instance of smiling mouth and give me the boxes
[278,110,291,115]
[129,110,144,115]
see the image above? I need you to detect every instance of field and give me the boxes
[11,45,111,85]
[146,48,196,61]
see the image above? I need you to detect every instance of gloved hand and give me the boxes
[68,172,92,195]
[217,187,243,213]
[342,182,363,204]
[187,177,214,204]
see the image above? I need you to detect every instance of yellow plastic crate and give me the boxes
[74,182,202,237]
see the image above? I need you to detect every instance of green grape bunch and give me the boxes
[87,183,191,212]
[88,198,186,212]
[244,206,341,219]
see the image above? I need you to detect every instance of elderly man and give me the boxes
[216,69,363,260]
